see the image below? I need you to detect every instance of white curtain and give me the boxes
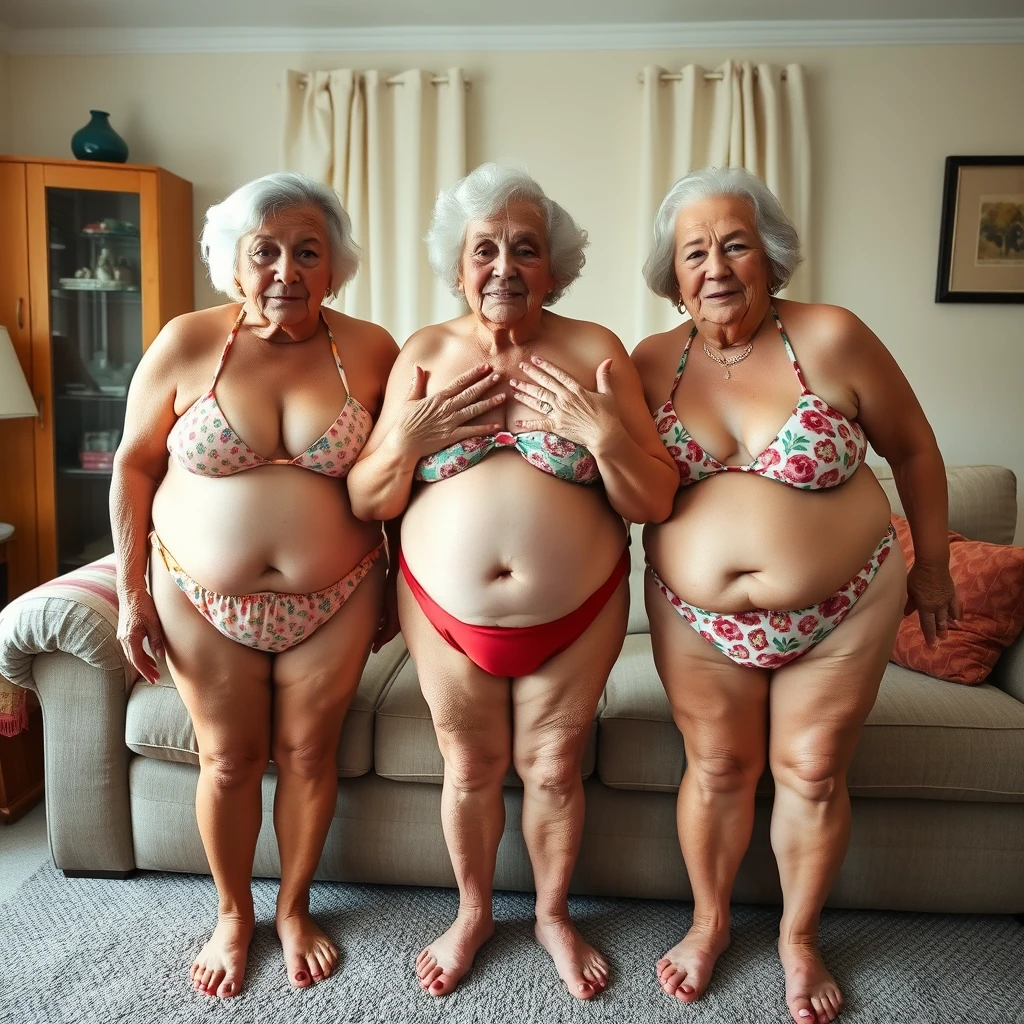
[636,61,811,339]
[282,68,467,343]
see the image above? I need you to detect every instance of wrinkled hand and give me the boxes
[116,586,165,684]
[372,572,400,653]
[393,363,505,460]
[509,356,621,448]
[905,559,959,645]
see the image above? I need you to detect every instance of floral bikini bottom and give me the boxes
[151,532,384,653]
[648,525,896,669]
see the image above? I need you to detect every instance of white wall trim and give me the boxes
[7,19,1024,55]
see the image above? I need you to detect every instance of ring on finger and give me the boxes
[540,401,552,414]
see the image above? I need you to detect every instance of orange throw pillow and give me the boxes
[890,514,1024,684]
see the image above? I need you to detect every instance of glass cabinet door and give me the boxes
[45,187,142,573]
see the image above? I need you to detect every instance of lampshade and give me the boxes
[0,326,37,420]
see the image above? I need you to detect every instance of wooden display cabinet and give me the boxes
[0,157,193,822]
[0,156,194,598]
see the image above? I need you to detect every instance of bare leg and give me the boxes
[399,574,511,997]
[645,572,769,1002]
[769,545,907,1024]
[512,572,629,1000]
[271,556,386,988]
[151,559,271,999]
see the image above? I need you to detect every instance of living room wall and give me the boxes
[0,49,10,153]
[6,42,1024,535]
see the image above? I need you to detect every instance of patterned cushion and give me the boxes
[0,556,133,724]
[890,516,1024,684]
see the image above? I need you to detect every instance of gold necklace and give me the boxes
[702,339,753,380]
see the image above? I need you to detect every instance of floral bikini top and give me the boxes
[168,311,372,479]
[415,431,598,485]
[653,308,868,490]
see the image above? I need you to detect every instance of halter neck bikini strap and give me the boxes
[769,306,809,392]
[208,309,248,389]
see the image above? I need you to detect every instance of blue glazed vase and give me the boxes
[70,110,129,163]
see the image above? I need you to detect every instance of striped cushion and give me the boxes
[0,556,133,728]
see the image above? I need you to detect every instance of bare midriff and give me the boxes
[644,467,891,612]
[152,460,382,595]
[401,451,626,627]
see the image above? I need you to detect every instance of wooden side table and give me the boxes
[0,523,45,824]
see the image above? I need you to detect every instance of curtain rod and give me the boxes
[296,75,469,89]
[386,74,469,87]
[643,70,788,83]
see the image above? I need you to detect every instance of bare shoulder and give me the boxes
[775,299,876,358]
[323,307,399,371]
[397,316,471,368]
[544,312,624,362]
[142,303,240,371]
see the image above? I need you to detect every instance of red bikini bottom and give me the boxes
[399,547,630,677]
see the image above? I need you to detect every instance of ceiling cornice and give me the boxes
[7,18,1024,55]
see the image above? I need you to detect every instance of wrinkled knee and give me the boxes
[687,747,763,796]
[440,736,510,795]
[514,743,581,799]
[200,745,269,791]
[771,752,841,803]
[272,736,337,780]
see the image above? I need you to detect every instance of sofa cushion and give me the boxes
[374,657,599,785]
[890,514,1024,684]
[125,635,409,777]
[598,635,1024,801]
[874,464,1017,546]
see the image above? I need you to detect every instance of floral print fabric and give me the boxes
[415,430,598,485]
[152,533,384,653]
[649,526,896,668]
[653,307,868,490]
[167,311,371,479]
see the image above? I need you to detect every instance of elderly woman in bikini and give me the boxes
[111,172,398,998]
[348,163,677,999]
[632,167,957,1024]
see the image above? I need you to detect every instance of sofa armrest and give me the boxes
[0,556,137,872]
[989,631,1024,705]
[0,555,136,694]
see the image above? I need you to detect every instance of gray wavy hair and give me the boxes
[643,167,802,301]
[200,172,360,300]
[426,163,588,306]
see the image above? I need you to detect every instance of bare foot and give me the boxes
[416,907,495,997]
[189,914,254,998]
[779,937,843,1024]
[276,910,339,989]
[534,917,609,1001]
[656,920,730,1002]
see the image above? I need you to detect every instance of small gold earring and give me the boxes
[675,299,685,315]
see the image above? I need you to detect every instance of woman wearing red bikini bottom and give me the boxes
[632,167,958,1024]
[111,173,399,999]
[348,163,677,1000]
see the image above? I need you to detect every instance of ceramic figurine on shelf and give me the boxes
[94,248,114,282]
[113,259,135,286]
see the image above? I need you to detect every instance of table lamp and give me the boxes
[0,324,36,597]
[0,326,37,421]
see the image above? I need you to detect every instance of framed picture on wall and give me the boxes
[935,155,1024,303]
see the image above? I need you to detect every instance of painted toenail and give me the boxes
[296,972,307,982]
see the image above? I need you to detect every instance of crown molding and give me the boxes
[7,19,1024,55]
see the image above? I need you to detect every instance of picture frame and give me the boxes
[935,155,1024,303]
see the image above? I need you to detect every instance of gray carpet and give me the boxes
[0,865,1021,1024]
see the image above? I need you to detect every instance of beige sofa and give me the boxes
[1,465,1023,912]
